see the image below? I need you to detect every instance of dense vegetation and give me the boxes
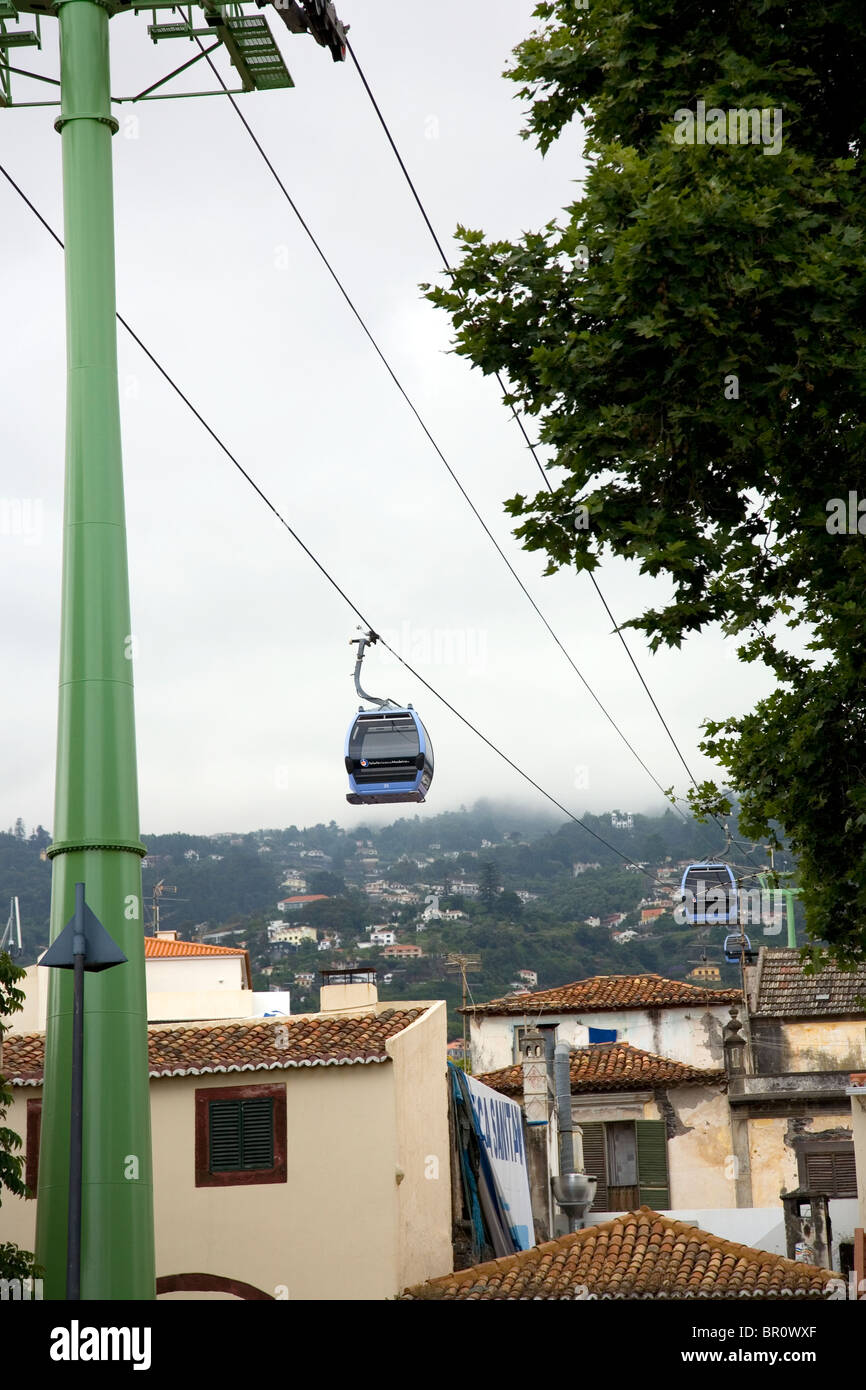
[2,802,802,1037]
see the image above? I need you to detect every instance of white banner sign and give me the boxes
[464,1073,535,1251]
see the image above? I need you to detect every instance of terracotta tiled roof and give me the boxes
[4,1008,424,1086]
[476,1042,724,1097]
[402,1208,837,1300]
[752,947,866,1018]
[464,974,742,1016]
[144,935,252,988]
[144,936,244,959]
[2,1031,42,1085]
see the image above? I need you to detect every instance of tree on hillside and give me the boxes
[28,825,51,852]
[479,861,501,912]
[0,952,39,1281]
[425,0,866,965]
[498,890,524,921]
[305,870,347,898]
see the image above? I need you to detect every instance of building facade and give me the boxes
[466,974,742,1074]
[3,984,452,1299]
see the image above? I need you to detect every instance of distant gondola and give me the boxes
[343,631,434,807]
[724,931,756,964]
[680,861,738,926]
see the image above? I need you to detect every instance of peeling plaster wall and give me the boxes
[470,1006,732,1073]
[652,1087,736,1210]
[568,1086,735,1210]
[752,1018,866,1074]
[748,1112,853,1208]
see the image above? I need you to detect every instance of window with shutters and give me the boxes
[578,1119,670,1212]
[195,1083,287,1188]
[797,1141,857,1198]
[579,1122,609,1212]
[607,1120,639,1209]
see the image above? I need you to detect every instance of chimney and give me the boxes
[521,1025,553,1244]
[155,929,179,941]
[318,965,378,1014]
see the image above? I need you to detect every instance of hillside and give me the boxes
[1,803,803,1037]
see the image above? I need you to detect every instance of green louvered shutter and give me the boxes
[240,1098,275,1169]
[636,1119,669,1209]
[579,1122,609,1212]
[209,1098,274,1172]
[209,1101,242,1172]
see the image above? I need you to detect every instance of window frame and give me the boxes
[579,1118,670,1212]
[195,1082,287,1189]
[25,1097,42,1199]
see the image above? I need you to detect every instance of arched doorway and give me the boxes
[156,1273,274,1300]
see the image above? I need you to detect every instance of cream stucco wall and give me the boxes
[0,1086,38,1255]
[9,955,252,1034]
[7,964,46,1034]
[470,1004,732,1074]
[147,989,256,1023]
[153,1063,400,1300]
[386,1000,452,1290]
[747,1111,854,1208]
[145,956,247,994]
[0,1000,452,1301]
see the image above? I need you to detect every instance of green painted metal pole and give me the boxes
[35,0,155,1300]
[785,889,797,948]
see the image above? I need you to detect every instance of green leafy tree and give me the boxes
[28,824,51,852]
[425,0,866,965]
[0,951,39,1281]
[305,870,347,898]
[479,861,501,912]
[498,890,524,920]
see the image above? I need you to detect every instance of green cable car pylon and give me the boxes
[2,0,348,1301]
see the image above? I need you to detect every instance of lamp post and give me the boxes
[40,881,128,1300]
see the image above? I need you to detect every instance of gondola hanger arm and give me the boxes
[350,629,398,710]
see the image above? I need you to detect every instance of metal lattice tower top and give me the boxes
[1,0,348,108]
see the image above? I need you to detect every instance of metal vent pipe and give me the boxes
[554,1041,574,1173]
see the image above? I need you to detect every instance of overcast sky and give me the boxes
[0,1,782,837]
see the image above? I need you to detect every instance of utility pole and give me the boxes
[445,953,481,1071]
[148,880,179,935]
[2,0,348,1301]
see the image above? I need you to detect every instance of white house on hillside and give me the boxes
[370,928,396,946]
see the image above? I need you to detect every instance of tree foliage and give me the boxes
[424,0,866,964]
